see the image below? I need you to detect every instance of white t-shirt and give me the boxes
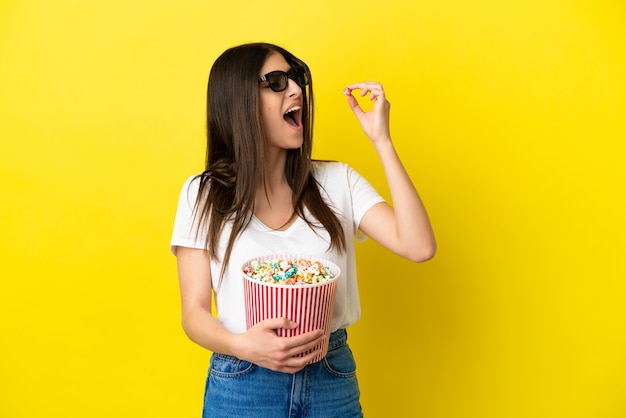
[170,161,385,334]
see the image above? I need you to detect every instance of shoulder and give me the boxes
[176,173,208,207]
[179,173,201,195]
[312,160,370,188]
[311,160,352,182]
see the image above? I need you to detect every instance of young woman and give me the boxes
[171,42,436,417]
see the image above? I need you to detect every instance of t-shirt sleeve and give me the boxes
[344,164,386,235]
[170,176,207,255]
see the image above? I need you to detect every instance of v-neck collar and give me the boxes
[250,211,306,234]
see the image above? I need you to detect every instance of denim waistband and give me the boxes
[212,329,348,362]
[327,328,347,351]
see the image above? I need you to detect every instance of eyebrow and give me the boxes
[261,67,291,75]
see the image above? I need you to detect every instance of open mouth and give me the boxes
[283,106,302,128]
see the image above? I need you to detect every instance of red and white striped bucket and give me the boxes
[242,255,340,363]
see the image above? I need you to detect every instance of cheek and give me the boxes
[260,105,280,126]
[259,108,271,127]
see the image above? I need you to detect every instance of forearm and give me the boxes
[373,139,436,260]
[181,305,325,373]
[181,305,240,356]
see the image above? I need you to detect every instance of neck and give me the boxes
[255,163,293,214]
[259,149,288,191]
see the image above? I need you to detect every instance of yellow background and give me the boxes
[1,0,625,417]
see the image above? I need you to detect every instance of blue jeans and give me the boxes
[202,329,363,418]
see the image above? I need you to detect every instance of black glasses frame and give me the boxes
[258,66,309,92]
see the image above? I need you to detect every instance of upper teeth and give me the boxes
[285,106,300,114]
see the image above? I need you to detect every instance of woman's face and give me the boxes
[258,52,305,154]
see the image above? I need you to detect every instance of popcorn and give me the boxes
[242,257,335,285]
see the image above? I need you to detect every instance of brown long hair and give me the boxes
[192,43,346,287]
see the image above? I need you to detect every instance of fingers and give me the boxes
[262,321,325,359]
[258,318,325,348]
[261,316,297,331]
[343,81,389,120]
[244,318,326,373]
[263,329,326,373]
[344,81,386,101]
[281,329,326,357]
[279,344,326,373]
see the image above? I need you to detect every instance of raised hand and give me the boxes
[344,82,392,144]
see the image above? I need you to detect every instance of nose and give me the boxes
[286,77,302,97]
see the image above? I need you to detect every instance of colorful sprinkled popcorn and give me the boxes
[243,258,335,285]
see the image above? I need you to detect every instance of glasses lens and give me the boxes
[289,66,309,87]
[266,72,288,92]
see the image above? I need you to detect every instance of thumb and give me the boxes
[345,93,364,117]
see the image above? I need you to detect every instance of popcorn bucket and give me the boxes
[242,254,341,363]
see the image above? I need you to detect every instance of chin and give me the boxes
[286,137,304,149]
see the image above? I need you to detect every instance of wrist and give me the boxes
[372,137,395,152]
[228,332,245,359]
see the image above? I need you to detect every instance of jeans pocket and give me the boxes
[209,353,255,378]
[322,343,357,378]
